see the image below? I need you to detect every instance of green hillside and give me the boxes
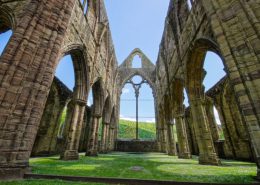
[118,119,156,139]
[118,119,177,140]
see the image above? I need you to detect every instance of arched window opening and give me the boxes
[0,30,12,56]
[80,0,88,15]
[132,55,142,68]
[54,55,75,139]
[183,88,189,107]
[87,88,93,106]
[55,55,75,91]
[203,51,226,91]
[187,0,193,10]
[213,106,225,140]
[119,75,156,140]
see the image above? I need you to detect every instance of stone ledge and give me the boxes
[24,173,260,185]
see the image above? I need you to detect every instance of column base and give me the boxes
[178,153,192,159]
[199,153,221,166]
[85,150,98,157]
[60,150,79,161]
[99,150,108,154]
[168,151,177,156]
[0,167,30,180]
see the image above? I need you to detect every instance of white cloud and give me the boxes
[120,114,136,122]
[145,118,155,123]
[122,88,130,94]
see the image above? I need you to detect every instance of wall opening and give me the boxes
[203,51,226,91]
[187,0,193,10]
[132,55,142,68]
[119,75,156,140]
[0,30,12,56]
[81,0,88,15]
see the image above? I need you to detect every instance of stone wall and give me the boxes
[0,0,119,178]
[115,140,158,153]
[155,0,260,178]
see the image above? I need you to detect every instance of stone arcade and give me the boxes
[0,0,259,181]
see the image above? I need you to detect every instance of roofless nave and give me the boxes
[0,0,259,182]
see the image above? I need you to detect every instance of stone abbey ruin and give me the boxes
[0,0,259,182]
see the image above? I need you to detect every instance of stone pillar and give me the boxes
[175,113,192,159]
[205,99,220,142]
[185,108,199,155]
[104,124,110,152]
[156,126,162,151]
[166,123,177,156]
[60,100,86,160]
[190,98,220,165]
[0,0,75,179]
[108,127,115,151]
[100,122,109,153]
[162,127,168,153]
[86,115,101,156]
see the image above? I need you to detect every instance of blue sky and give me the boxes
[0,0,226,123]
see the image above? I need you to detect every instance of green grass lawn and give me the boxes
[29,152,257,184]
[0,179,106,185]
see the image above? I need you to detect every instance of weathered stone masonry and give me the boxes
[0,0,259,181]
[0,0,119,178]
[155,0,260,179]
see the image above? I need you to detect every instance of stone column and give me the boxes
[108,127,115,151]
[162,127,168,153]
[156,126,162,151]
[100,122,109,153]
[175,112,192,159]
[60,100,86,160]
[190,98,220,165]
[104,124,110,152]
[205,99,220,142]
[0,0,76,179]
[86,115,101,156]
[166,122,177,156]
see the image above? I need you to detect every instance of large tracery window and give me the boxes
[119,75,156,140]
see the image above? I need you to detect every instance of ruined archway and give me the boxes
[85,78,105,156]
